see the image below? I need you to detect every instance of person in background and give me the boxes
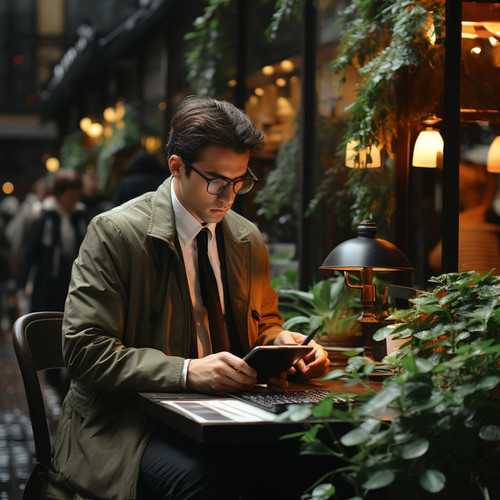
[112,149,167,205]
[6,177,49,281]
[45,96,330,500]
[80,171,113,221]
[19,169,87,313]
[18,169,87,397]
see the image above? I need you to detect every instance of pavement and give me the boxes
[0,329,60,500]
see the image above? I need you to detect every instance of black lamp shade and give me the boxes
[320,220,413,271]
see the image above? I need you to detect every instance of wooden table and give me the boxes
[138,378,397,444]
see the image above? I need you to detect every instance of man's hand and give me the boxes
[274,330,330,380]
[186,351,257,393]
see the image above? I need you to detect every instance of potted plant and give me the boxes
[284,271,500,499]
[275,271,388,367]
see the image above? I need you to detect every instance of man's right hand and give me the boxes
[186,352,258,393]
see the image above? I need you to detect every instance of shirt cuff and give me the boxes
[180,358,191,391]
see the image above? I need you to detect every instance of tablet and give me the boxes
[243,345,314,383]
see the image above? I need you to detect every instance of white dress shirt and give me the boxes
[170,181,226,358]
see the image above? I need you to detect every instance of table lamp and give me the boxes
[320,219,413,360]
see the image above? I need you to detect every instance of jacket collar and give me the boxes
[148,176,253,245]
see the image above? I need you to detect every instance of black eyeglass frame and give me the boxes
[180,157,258,195]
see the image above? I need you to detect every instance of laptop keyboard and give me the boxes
[228,389,345,414]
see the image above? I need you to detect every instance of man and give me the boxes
[46,96,329,500]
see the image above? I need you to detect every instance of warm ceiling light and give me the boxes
[114,101,125,121]
[255,87,264,96]
[103,107,117,122]
[46,157,60,173]
[276,78,287,87]
[487,136,500,173]
[280,59,294,72]
[345,141,381,168]
[262,65,274,75]
[79,117,91,132]
[228,79,237,87]
[104,125,113,138]
[87,122,103,138]
[471,46,482,55]
[2,182,14,195]
[489,36,500,47]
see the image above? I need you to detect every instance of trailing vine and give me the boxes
[332,0,445,155]
[184,0,305,96]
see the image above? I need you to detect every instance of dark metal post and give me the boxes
[298,0,317,290]
[235,0,247,109]
[442,0,461,272]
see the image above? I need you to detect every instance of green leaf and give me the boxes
[400,438,429,459]
[362,469,395,490]
[320,369,347,381]
[419,469,446,493]
[340,426,370,446]
[479,425,500,441]
[310,483,336,498]
[358,384,402,417]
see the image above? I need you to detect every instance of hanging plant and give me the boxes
[332,0,445,156]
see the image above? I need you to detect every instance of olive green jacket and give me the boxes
[45,177,283,500]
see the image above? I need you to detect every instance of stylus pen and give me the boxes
[301,325,321,345]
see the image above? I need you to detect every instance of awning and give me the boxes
[40,0,179,120]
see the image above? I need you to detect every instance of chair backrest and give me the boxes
[12,311,65,468]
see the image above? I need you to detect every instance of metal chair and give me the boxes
[12,311,64,500]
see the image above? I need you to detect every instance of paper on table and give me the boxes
[161,399,278,423]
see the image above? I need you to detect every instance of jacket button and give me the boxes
[149,312,158,323]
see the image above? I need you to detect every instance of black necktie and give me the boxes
[196,228,229,353]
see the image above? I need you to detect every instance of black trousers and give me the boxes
[137,427,336,500]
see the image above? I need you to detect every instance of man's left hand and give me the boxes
[273,330,330,380]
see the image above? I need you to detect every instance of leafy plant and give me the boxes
[278,272,363,337]
[184,0,232,96]
[331,0,445,157]
[285,271,500,499]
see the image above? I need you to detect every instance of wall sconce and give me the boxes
[320,220,413,360]
[412,115,444,168]
[487,136,500,173]
[345,141,381,168]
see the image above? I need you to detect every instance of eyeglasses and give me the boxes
[181,157,258,195]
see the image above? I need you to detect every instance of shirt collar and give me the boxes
[170,181,216,245]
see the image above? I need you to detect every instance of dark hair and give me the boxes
[165,96,265,165]
[51,168,83,198]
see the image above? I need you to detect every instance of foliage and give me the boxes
[254,121,300,220]
[284,271,500,499]
[58,101,141,194]
[59,130,89,171]
[275,271,387,337]
[184,0,232,96]
[184,0,305,96]
[278,272,362,337]
[331,0,445,156]
[265,0,304,40]
[94,102,141,193]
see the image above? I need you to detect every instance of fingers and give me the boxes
[186,352,258,393]
[266,372,289,392]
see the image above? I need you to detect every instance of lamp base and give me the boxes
[359,317,387,361]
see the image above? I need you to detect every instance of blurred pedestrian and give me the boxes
[81,171,114,222]
[112,150,167,205]
[18,169,87,396]
[18,169,87,312]
[6,177,49,277]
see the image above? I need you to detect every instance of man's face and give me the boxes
[170,146,250,224]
